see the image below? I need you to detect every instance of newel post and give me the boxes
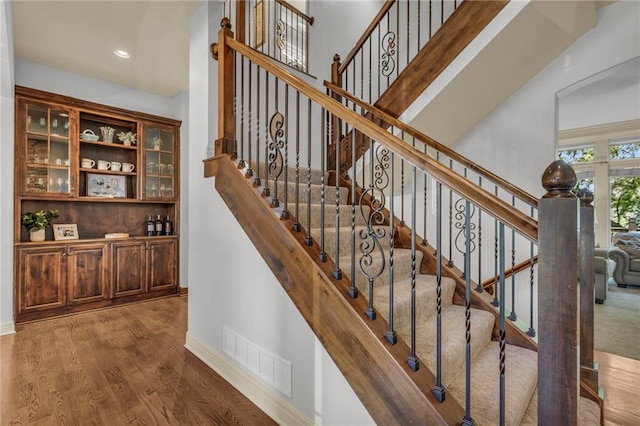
[538,160,579,425]
[328,54,342,173]
[210,18,236,157]
[578,189,600,394]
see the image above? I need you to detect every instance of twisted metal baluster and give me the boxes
[499,222,506,426]
[293,92,301,232]
[281,85,290,218]
[386,152,396,344]
[448,159,454,267]
[263,74,270,196]
[475,175,484,293]
[333,108,342,279]
[461,199,475,426]
[319,108,327,262]
[238,55,246,169]
[349,128,358,299]
[527,210,536,337]
[304,99,313,247]
[254,67,261,187]
[492,185,500,307]
[433,180,445,402]
[408,165,419,372]
[245,60,253,178]
[509,196,517,322]
[422,142,428,246]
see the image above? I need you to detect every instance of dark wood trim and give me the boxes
[179,287,188,297]
[209,154,464,424]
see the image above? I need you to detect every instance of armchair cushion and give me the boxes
[610,232,640,286]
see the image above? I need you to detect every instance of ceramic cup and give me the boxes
[97,160,111,170]
[81,158,95,168]
[122,162,135,172]
[111,161,122,172]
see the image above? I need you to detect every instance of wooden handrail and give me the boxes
[224,36,538,243]
[481,256,538,290]
[337,0,397,75]
[325,81,539,209]
[275,0,314,25]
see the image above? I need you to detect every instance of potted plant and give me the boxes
[21,209,59,242]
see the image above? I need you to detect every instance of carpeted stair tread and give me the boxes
[447,342,538,426]
[412,305,495,388]
[269,179,349,206]
[338,249,424,293]
[296,203,370,229]
[249,161,325,185]
[373,274,457,342]
[311,226,390,258]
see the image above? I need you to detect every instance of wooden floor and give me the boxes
[595,350,640,426]
[1,297,638,425]
[0,297,276,425]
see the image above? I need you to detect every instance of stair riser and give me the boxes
[298,204,369,229]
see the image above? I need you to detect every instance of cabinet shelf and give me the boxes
[79,167,136,176]
[80,140,137,150]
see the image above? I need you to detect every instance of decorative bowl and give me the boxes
[80,129,100,141]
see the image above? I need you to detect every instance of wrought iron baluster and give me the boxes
[255,66,261,187]
[499,222,506,426]
[386,151,396,344]
[333,109,341,279]
[293,92,301,232]
[475,176,483,293]
[282,84,290,218]
[528,210,536,337]
[408,164,419,372]
[492,185,500,307]
[246,60,253,178]
[319,108,327,262]
[422,143,428,246]
[304,99,312,247]
[349,128,358,299]
[462,199,475,426]
[433,180,445,402]
[239,55,246,169]
[268,78,283,208]
[263,74,270,196]
[448,159,454,267]
[509,196,517,322]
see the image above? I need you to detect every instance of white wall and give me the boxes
[0,0,15,334]
[184,1,378,424]
[453,0,640,198]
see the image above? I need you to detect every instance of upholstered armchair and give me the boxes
[609,232,640,287]
[594,248,612,304]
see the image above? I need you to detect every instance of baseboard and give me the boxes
[179,287,188,297]
[185,332,312,426]
[0,321,15,336]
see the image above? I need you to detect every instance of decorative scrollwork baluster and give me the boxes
[268,111,285,207]
[380,31,396,77]
[454,198,477,279]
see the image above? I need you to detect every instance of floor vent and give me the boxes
[223,325,292,398]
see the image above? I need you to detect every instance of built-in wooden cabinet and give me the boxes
[14,86,181,323]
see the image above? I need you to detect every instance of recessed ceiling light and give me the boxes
[114,49,131,59]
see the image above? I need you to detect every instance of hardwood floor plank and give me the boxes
[0,297,276,425]
[595,350,640,426]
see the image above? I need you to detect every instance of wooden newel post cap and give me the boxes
[577,188,594,207]
[541,160,577,199]
[221,17,231,29]
[333,54,341,64]
[210,43,219,60]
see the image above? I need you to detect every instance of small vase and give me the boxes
[30,229,45,242]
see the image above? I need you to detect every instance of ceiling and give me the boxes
[12,0,202,98]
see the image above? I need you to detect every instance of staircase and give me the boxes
[221,160,600,425]
[206,1,605,423]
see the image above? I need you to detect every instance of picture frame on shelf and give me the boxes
[86,173,126,198]
[53,224,79,241]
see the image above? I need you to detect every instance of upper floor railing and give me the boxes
[223,0,314,73]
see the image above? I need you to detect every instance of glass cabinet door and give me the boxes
[22,102,72,196]
[143,125,176,199]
